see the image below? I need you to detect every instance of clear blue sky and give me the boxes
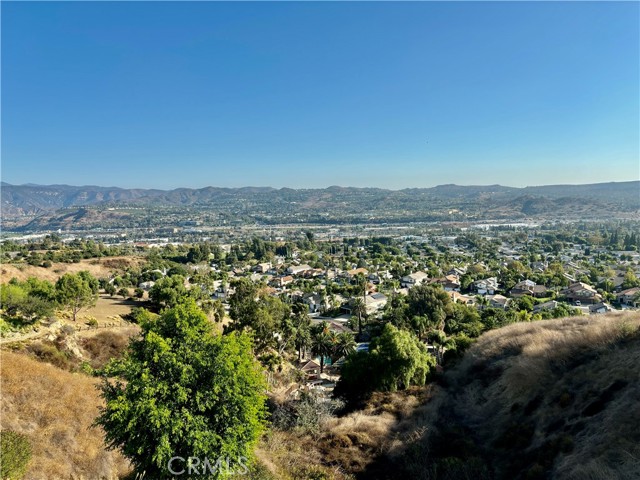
[2,1,639,189]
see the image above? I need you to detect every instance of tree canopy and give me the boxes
[336,323,436,402]
[96,300,268,478]
[55,271,99,321]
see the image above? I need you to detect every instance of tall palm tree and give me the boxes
[332,332,357,363]
[351,297,367,336]
[311,321,334,374]
[292,301,311,361]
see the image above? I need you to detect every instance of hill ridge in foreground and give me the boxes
[2,312,639,479]
[362,312,640,480]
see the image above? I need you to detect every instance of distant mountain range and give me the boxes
[2,181,638,230]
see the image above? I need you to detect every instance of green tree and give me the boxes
[291,302,311,361]
[227,280,290,352]
[621,269,640,290]
[211,299,226,323]
[407,284,453,335]
[187,244,212,264]
[96,300,267,478]
[104,283,117,297]
[351,297,367,336]
[333,331,357,363]
[336,324,436,402]
[55,272,99,322]
[1,283,28,317]
[149,275,187,308]
[310,322,335,374]
[228,279,259,326]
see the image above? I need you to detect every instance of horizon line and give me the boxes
[2,179,639,192]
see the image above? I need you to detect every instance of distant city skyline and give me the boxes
[3,2,639,189]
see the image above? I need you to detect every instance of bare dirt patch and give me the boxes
[77,294,144,327]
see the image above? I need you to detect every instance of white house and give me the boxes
[401,271,429,288]
[286,264,312,276]
[486,294,510,309]
[474,277,499,295]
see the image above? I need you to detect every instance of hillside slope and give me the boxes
[369,312,640,480]
[0,352,130,479]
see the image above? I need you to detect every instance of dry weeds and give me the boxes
[0,351,131,479]
[0,256,142,284]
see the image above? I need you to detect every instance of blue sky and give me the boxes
[2,1,639,189]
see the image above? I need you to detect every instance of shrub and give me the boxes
[26,342,76,371]
[0,430,32,479]
[85,317,98,328]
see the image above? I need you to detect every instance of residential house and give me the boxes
[346,267,369,279]
[533,300,559,313]
[303,293,326,313]
[287,264,313,276]
[299,360,321,380]
[560,282,602,305]
[211,280,230,300]
[270,275,294,288]
[341,292,388,316]
[401,271,429,288]
[473,277,499,295]
[430,274,461,292]
[447,291,476,306]
[589,302,612,315]
[530,261,548,273]
[486,294,510,309]
[510,279,548,298]
[252,262,272,273]
[447,266,467,276]
[311,319,353,335]
[616,287,640,307]
[365,292,388,314]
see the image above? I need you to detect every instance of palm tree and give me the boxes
[332,332,356,363]
[311,321,334,374]
[292,301,311,361]
[351,297,367,336]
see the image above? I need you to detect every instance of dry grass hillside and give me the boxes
[0,257,142,284]
[365,311,640,480]
[0,351,131,479]
[1,312,638,479]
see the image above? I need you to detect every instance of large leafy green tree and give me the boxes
[407,284,453,335]
[228,279,291,352]
[55,271,99,321]
[149,275,188,308]
[336,323,435,402]
[1,278,56,325]
[96,300,267,478]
